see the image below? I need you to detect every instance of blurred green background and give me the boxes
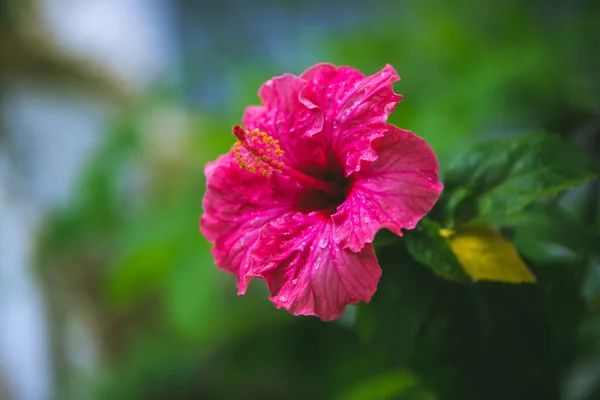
[1,0,599,399]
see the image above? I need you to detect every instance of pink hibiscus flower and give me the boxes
[200,63,443,321]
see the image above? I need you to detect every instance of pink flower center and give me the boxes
[295,160,351,215]
[232,125,350,215]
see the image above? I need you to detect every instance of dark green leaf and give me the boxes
[370,245,442,365]
[405,219,470,282]
[443,132,599,222]
[508,204,599,265]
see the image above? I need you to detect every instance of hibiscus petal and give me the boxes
[299,63,365,121]
[200,153,300,292]
[300,64,403,174]
[242,73,325,168]
[332,125,443,252]
[245,213,381,321]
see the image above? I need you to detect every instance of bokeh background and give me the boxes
[1,0,599,399]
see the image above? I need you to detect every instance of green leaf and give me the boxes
[370,245,442,365]
[443,132,599,222]
[337,369,420,400]
[405,219,470,282]
[508,204,599,265]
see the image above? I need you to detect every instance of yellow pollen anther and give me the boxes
[231,126,285,177]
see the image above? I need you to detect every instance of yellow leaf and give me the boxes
[440,224,536,283]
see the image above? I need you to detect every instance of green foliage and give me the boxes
[338,369,424,400]
[369,130,598,399]
[374,245,565,400]
[509,204,599,266]
[367,246,442,368]
[442,132,599,224]
[405,219,469,282]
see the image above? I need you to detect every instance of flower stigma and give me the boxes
[232,125,285,177]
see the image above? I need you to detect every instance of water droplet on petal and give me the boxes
[278,295,287,302]
[363,216,370,224]
[318,236,328,248]
[291,279,298,285]
[314,261,320,270]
